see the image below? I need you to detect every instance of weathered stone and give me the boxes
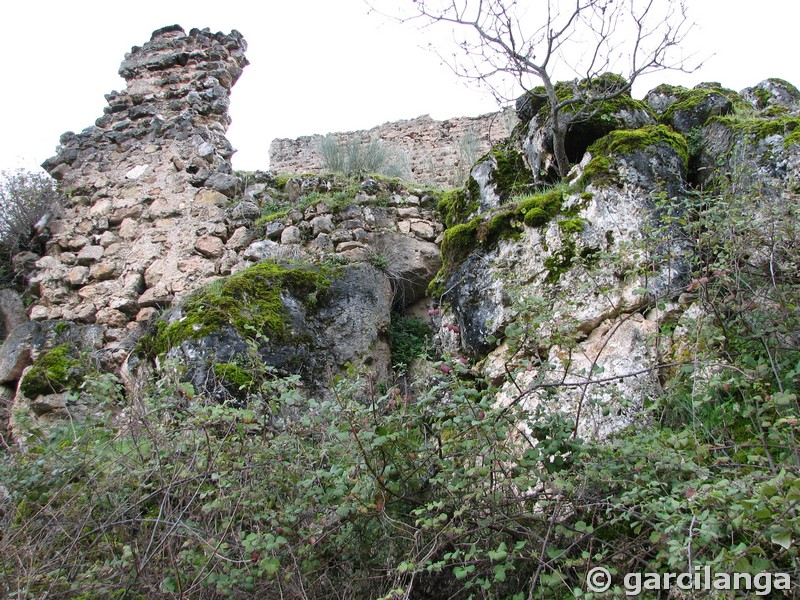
[741,78,800,110]
[89,199,113,217]
[374,232,442,307]
[109,205,143,225]
[0,290,29,342]
[194,235,224,259]
[76,245,104,265]
[311,233,334,253]
[226,226,255,250]
[90,261,117,281]
[118,218,139,239]
[95,308,129,328]
[137,286,174,308]
[280,225,303,245]
[242,240,281,262]
[136,307,158,322]
[311,214,334,236]
[194,189,228,205]
[204,173,239,197]
[330,229,353,244]
[264,221,285,241]
[410,221,436,241]
[229,201,260,221]
[0,323,37,383]
[68,266,90,286]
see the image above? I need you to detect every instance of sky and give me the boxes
[1,0,798,174]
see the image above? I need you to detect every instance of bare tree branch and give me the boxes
[370,0,701,176]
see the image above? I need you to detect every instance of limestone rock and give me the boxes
[76,245,104,265]
[741,78,800,110]
[645,83,736,134]
[159,263,393,395]
[194,235,224,259]
[0,290,28,342]
[376,232,442,307]
[520,83,655,183]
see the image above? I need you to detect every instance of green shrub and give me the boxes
[317,134,411,179]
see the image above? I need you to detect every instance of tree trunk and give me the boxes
[551,111,570,179]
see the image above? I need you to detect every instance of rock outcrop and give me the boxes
[430,76,800,440]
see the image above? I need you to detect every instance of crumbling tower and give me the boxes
[34,25,248,356]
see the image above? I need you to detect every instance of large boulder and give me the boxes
[740,78,800,111]
[645,82,738,134]
[138,260,394,400]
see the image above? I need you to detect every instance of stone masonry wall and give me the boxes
[34,25,248,355]
[269,110,516,187]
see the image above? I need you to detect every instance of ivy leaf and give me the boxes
[771,530,792,550]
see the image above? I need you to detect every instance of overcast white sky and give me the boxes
[1,0,798,174]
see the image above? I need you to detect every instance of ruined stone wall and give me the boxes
[269,110,516,186]
[33,25,248,357]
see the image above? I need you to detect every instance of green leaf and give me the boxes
[771,530,792,550]
[487,542,508,561]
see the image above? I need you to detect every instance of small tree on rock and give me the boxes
[379,0,699,177]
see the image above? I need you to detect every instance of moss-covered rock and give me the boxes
[437,188,479,229]
[580,125,689,188]
[140,260,336,357]
[741,78,800,111]
[653,85,738,134]
[468,141,534,211]
[19,344,84,398]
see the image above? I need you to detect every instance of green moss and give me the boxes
[213,362,255,391]
[518,189,563,223]
[20,344,83,398]
[785,128,800,148]
[558,217,586,235]
[437,188,479,229]
[273,173,294,188]
[486,143,533,197]
[659,86,737,126]
[523,207,550,227]
[440,219,480,266]
[543,242,600,284]
[580,125,690,187]
[480,209,521,243]
[579,155,614,188]
[53,321,70,335]
[142,260,336,357]
[709,115,800,148]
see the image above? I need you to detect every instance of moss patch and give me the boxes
[709,115,800,149]
[580,125,689,186]
[543,242,600,284]
[437,188,479,229]
[141,260,336,357]
[213,362,256,392]
[20,344,83,398]
[485,142,534,198]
